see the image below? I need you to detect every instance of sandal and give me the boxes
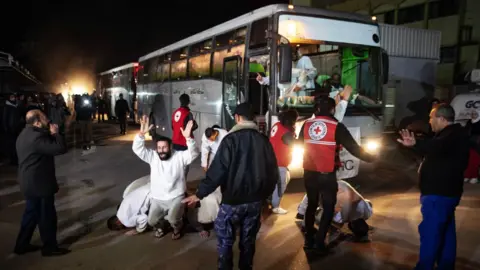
[154,228,166,238]
[172,229,183,240]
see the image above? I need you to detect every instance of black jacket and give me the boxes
[416,123,469,198]
[2,101,22,134]
[196,121,279,205]
[115,99,130,118]
[16,126,67,197]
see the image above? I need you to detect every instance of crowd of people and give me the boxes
[8,86,478,269]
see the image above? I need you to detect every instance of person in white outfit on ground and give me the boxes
[107,176,151,235]
[187,125,227,238]
[300,180,373,242]
[132,115,199,240]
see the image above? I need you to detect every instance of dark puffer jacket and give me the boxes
[196,121,279,205]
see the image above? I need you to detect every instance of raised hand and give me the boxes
[341,85,353,101]
[181,120,194,139]
[139,115,154,136]
[397,129,416,147]
[50,123,59,135]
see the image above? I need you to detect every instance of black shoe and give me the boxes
[296,213,304,220]
[14,244,41,255]
[41,247,71,257]
[304,236,315,249]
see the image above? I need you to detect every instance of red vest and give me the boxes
[303,116,338,173]
[171,107,191,146]
[269,122,292,167]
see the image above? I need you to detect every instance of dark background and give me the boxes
[2,0,322,84]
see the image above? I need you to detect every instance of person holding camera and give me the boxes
[74,94,94,150]
[14,110,69,257]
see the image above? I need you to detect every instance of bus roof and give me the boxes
[138,4,375,62]
[99,62,138,75]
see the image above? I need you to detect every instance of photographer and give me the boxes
[74,94,94,150]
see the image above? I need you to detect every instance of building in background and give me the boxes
[290,0,479,88]
[0,51,41,94]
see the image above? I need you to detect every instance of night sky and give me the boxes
[2,0,294,85]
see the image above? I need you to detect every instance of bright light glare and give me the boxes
[289,145,304,169]
[83,99,90,105]
[287,21,297,37]
[365,140,380,153]
[72,85,87,95]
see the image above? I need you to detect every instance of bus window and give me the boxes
[248,54,269,116]
[171,47,188,80]
[250,18,269,49]
[142,60,152,84]
[189,39,212,79]
[213,27,246,79]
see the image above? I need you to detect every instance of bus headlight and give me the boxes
[365,140,381,154]
[289,145,304,169]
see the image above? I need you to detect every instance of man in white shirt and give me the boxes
[132,115,199,240]
[200,125,228,171]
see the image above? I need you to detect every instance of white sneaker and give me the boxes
[272,207,288,214]
[470,178,478,184]
[465,178,470,183]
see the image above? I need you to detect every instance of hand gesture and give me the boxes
[256,73,263,83]
[181,120,194,139]
[139,115,154,136]
[182,195,200,208]
[50,123,59,135]
[341,85,353,101]
[397,129,416,147]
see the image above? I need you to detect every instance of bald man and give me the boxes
[14,110,70,256]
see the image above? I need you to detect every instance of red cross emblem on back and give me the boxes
[314,126,322,134]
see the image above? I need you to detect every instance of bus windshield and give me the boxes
[275,43,383,115]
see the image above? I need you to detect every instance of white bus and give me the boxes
[136,4,389,177]
[98,62,139,120]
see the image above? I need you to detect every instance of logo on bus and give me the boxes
[308,121,327,140]
[465,100,480,109]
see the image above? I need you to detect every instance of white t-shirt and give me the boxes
[200,128,228,168]
[132,134,199,200]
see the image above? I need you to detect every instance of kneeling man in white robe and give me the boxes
[132,116,199,240]
[186,125,227,238]
[300,180,373,242]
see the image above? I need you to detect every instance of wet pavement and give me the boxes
[1,131,480,270]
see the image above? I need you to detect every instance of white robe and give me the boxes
[116,176,151,228]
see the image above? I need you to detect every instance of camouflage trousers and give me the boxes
[214,201,262,270]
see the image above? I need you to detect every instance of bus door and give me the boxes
[221,56,241,130]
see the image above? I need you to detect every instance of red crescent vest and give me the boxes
[303,116,338,173]
[171,107,191,146]
[269,122,292,167]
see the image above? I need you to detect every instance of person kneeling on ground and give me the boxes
[107,176,151,235]
[298,180,373,242]
[186,187,222,238]
[132,115,199,240]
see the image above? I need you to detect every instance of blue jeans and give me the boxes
[271,167,290,208]
[215,201,262,270]
[415,195,460,270]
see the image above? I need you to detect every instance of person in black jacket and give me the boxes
[397,104,469,270]
[115,93,130,135]
[14,109,70,257]
[183,103,279,270]
[2,93,22,165]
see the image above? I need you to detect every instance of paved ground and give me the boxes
[1,131,480,270]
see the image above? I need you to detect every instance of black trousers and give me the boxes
[304,170,338,246]
[118,117,127,133]
[15,196,58,251]
[4,133,18,165]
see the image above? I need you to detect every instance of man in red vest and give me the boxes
[269,109,298,214]
[298,97,376,254]
[172,94,198,178]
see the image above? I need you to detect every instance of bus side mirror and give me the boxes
[279,44,292,83]
[382,51,389,84]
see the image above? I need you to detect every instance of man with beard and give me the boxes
[132,115,199,240]
[14,110,69,256]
